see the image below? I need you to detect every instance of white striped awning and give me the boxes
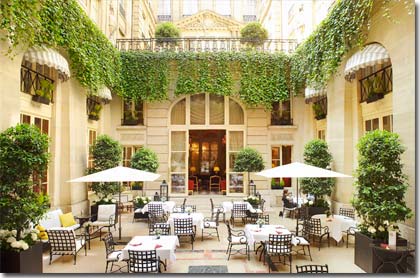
[305,87,326,103]
[344,43,390,80]
[97,87,112,100]
[23,46,70,81]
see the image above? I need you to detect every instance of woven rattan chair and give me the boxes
[339,207,355,219]
[174,217,195,250]
[308,218,330,251]
[102,232,128,273]
[47,229,86,265]
[263,234,293,273]
[225,222,249,261]
[296,264,329,273]
[202,209,222,241]
[230,203,248,227]
[128,250,160,273]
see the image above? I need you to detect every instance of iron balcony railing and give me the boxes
[117,37,298,53]
[359,65,392,103]
[20,65,55,102]
[157,14,172,21]
[243,15,257,22]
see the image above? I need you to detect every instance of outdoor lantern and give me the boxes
[249,180,256,196]
[160,180,168,201]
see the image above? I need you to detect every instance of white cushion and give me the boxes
[91,221,112,227]
[97,205,116,221]
[204,221,217,228]
[75,238,85,252]
[108,251,122,261]
[292,236,309,246]
[213,208,225,213]
[134,208,142,213]
[255,209,263,213]
[39,209,63,230]
[231,236,247,244]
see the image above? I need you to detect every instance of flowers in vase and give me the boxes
[133,196,151,207]
[185,206,193,214]
[256,218,265,226]
[244,195,260,205]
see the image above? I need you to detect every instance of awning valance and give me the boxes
[305,87,326,103]
[23,46,70,81]
[97,87,112,100]
[344,43,390,80]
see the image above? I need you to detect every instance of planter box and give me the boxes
[355,232,408,273]
[32,95,50,105]
[366,93,384,103]
[0,242,43,273]
[307,206,327,216]
[122,119,139,126]
[133,204,149,221]
[88,114,99,121]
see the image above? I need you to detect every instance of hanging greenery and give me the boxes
[120,51,289,108]
[0,0,121,92]
[289,0,374,95]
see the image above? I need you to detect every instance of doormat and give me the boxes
[188,265,228,273]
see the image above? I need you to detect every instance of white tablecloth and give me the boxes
[167,212,204,229]
[137,201,176,214]
[312,214,357,242]
[244,224,292,246]
[222,201,255,214]
[122,235,179,262]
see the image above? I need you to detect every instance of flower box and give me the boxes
[32,94,50,105]
[88,114,99,121]
[0,241,43,273]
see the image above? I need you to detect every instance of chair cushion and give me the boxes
[97,205,116,221]
[108,250,122,261]
[231,236,247,244]
[59,212,77,227]
[204,221,217,228]
[75,238,85,252]
[292,236,309,246]
[91,221,112,227]
[39,209,63,229]
[213,208,225,213]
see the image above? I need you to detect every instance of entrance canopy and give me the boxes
[344,43,390,80]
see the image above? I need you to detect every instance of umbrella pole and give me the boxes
[118,181,122,240]
[296,178,299,234]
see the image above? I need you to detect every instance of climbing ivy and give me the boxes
[120,51,290,108]
[289,0,374,94]
[0,0,120,92]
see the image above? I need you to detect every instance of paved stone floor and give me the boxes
[43,197,365,274]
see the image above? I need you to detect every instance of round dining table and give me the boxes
[311,214,357,243]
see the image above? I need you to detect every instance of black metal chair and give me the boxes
[102,232,128,273]
[148,203,167,226]
[202,209,221,241]
[174,217,195,250]
[173,198,188,213]
[230,203,247,227]
[339,207,355,219]
[344,226,358,248]
[128,250,160,273]
[292,219,312,261]
[47,229,87,265]
[281,198,298,218]
[263,234,293,273]
[225,222,249,261]
[210,198,225,222]
[296,264,329,273]
[246,199,266,224]
[308,218,330,251]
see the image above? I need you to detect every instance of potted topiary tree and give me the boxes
[240,22,268,47]
[0,124,50,273]
[300,139,335,216]
[352,130,412,273]
[233,147,265,195]
[155,22,180,46]
[88,135,122,220]
[130,147,159,194]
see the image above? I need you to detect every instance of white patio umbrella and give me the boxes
[68,166,160,240]
[256,162,352,232]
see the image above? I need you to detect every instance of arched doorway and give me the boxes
[169,93,246,196]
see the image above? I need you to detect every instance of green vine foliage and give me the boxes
[120,51,290,108]
[1,0,120,93]
[289,0,374,94]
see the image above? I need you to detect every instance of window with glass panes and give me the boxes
[171,131,187,193]
[122,146,142,189]
[20,114,49,194]
[364,115,392,133]
[271,146,292,188]
[122,99,143,125]
[87,129,97,169]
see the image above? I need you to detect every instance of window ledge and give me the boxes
[116,125,147,131]
[268,125,298,130]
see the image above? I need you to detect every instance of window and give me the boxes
[119,0,126,18]
[243,0,256,21]
[190,94,205,124]
[359,64,392,103]
[87,129,97,169]
[122,99,143,125]
[20,61,55,102]
[271,146,292,188]
[171,131,186,193]
[364,115,392,133]
[183,0,198,16]
[171,98,186,125]
[271,100,292,125]
[318,130,325,140]
[215,0,231,16]
[20,114,49,194]
[158,0,171,21]
[229,99,244,125]
[209,94,224,124]
[228,131,244,193]
[122,145,142,189]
